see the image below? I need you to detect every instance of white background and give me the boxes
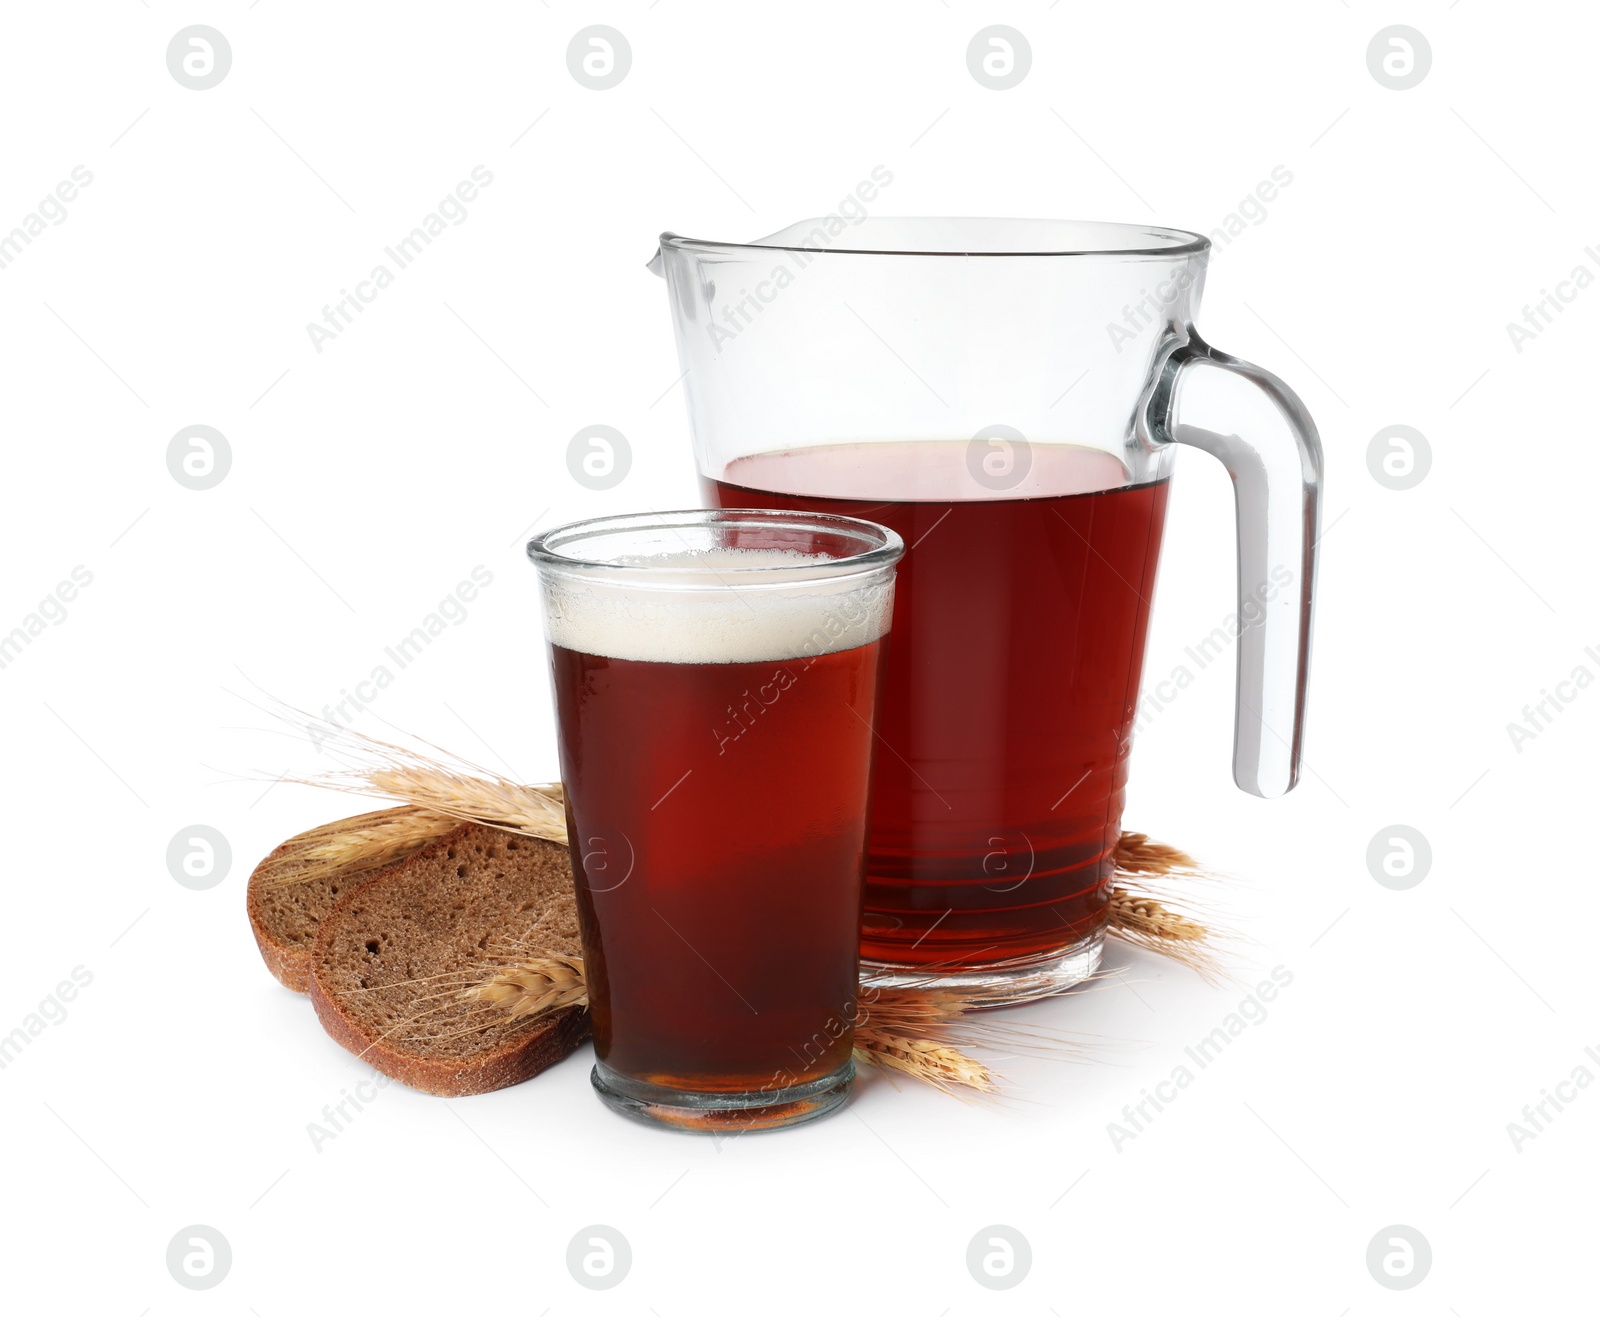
[1,2,1593,1312]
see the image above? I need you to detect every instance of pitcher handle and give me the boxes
[1144,333,1323,799]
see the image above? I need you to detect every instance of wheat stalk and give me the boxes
[854,1032,998,1095]
[255,805,459,888]
[1106,832,1231,982]
[357,764,567,840]
[246,700,568,863]
[1108,887,1218,977]
[851,983,1013,1093]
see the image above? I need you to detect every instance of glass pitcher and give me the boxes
[650,218,1321,1001]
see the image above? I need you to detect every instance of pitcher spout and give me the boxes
[645,235,676,278]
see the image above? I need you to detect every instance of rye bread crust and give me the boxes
[246,810,422,993]
[305,822,590,1097]
[308,977,592,1097]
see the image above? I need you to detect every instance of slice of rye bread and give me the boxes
[306,822,590,1097]
[246,808,441,993]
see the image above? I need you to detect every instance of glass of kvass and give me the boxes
[529,508,902,1130]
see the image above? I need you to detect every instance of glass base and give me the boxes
[859,930,1104,1007]
[591,1060,854,1133]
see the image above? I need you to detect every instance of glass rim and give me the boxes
[659,218,1210,261]
[526,508,905,583]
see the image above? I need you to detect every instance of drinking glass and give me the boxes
[651,218,1322,1001]
[528,508,903,1130]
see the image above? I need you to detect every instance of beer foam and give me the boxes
[539,548,894,664]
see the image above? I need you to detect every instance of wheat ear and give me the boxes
[1106,831,1231,981]
[853,1033,998,1095]
[255,806,460,888]
[251,698,568,841]
[464,954,588,1018]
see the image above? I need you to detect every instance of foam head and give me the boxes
[539,546,895,664]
